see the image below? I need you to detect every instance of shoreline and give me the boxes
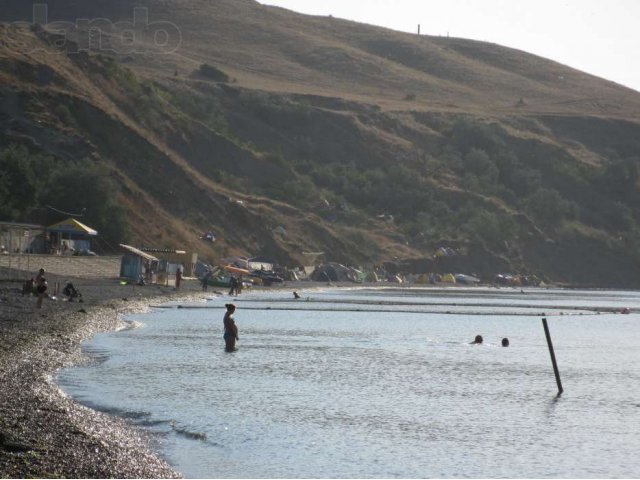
[0,277,370,478]
[0,275,213,478]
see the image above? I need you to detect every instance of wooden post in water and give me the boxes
[542,317,563,395]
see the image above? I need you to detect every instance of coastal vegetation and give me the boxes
[0,145,128,246]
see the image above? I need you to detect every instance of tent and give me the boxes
[454,273,481,285]
[48,218,98,254]
[364,271,380,283]
[415,274,429,284]
[311,263,355,282]
[441,273,457,284]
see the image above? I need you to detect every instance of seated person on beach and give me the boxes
[62,282,80,301]
[470,334,483,344]
[22,278,35,296]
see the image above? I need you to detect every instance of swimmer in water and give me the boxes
[470,334,483,345]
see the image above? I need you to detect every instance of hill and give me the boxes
[1,0,640,286]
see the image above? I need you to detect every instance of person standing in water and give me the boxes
[223,303,239,352]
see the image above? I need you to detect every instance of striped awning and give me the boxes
[140,247,186,254]
[119,244,159,261]
[48,218,98,236]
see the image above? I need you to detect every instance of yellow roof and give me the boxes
[47,218,98,236]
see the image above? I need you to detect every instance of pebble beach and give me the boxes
[0,272,209,478]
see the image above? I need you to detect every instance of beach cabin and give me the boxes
[0,222,47,254]
[47,218,98,255]
[119,244,159,284]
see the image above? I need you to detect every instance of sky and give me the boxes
[260,0,640,92]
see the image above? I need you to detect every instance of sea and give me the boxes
[56,287,640,478]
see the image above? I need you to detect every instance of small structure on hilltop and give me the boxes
[47,218,98,255]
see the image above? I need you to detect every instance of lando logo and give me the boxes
[5,4,182,55]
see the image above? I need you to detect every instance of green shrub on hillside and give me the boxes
[238,90,312,128]
[598,156,640,204]
[0,145,55,219]
[0,145,128,247]
[463,148,498,183]
[98,56,140,93]
[198,63,230,83]
[169,89,228,133]
[523,188,578,227]
[41,160,128,246]
[451,117,506,155]
[54,104,76,127]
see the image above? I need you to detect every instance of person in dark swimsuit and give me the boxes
[35,274,48,309]
[223,303,239,352]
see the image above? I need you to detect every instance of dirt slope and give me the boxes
[2,0,640,286]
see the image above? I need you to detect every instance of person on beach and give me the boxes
[62,282,80,301]
[228,276,238,296]
[35,274,48,309]
[202,269,212,291]
[223,303,239,351]
[175,268,182,290]
[470,334,483,344]
[22,278,35,296]
[35,268,45,283]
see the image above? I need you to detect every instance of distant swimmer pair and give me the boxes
[470,335,510,347]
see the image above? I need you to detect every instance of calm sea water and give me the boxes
[57,287,640,478]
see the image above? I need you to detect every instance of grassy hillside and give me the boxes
[1,0,640,286]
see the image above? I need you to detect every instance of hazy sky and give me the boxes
[260,0,640,92]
